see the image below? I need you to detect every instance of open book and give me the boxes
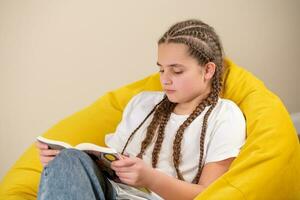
[36,136,150,194]
[36,136,122,183]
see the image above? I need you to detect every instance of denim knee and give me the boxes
[47,148,89,169]
[38,149,116,200]
[58,148,87,160]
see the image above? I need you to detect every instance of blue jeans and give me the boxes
[38,149,117,200]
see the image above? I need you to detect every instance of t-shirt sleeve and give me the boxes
[205,101,246,164]
[104,92,145,153]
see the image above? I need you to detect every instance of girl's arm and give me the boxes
[111,156,235,200]
[147,157,235,200]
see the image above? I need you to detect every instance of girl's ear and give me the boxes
[204,62,216,80]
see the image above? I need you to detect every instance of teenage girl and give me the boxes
[36,19,246,200]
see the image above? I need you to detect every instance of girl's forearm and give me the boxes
[145,168,206,200]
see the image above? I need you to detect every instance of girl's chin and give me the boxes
[165,94,179,103]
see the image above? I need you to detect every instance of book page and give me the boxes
[75,143,118,154]
[36,136,73,150]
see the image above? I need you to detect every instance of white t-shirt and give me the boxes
[105,91,246,200]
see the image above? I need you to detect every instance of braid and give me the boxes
[121,95,167,155]
[192,103,216,183]
[152,102,176,167]
[172,98,211,180]
[163,20,200,40]
[137,97,175,159]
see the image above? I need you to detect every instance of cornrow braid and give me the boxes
[165,19,206,38]
[171,25,209,38]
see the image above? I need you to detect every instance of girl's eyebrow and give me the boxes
[156,62,185,68]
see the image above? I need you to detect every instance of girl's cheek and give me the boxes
[174,78,188,90]
[181,77,197,90]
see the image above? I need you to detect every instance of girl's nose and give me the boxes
[161,73,172,85]
[162,79,172,85]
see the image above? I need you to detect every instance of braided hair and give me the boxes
[122,19,224,183]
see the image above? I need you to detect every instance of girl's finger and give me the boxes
[40,149,60,156]
[118,177,134,186]
[36,141,49,150]
[116,171,135,180]
[112,166,132,173]
[112,158,135,168]
[40,155,55,164]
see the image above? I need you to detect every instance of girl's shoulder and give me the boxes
[213,98,245,123]
[217,98,240,110]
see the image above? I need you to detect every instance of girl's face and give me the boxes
[157,43,214,107]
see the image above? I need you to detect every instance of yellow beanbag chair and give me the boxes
[0,59,299,200]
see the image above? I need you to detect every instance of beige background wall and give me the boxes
[0,0,299,179]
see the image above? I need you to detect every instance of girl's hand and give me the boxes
[35,141,60,167]
[111,156,154,187]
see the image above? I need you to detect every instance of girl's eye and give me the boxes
[174,71,183,74]
[158,70,183,74]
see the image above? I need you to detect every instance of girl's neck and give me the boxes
[173,102,199,115]
[173,91,211,115]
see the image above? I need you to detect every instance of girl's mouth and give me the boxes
[165,90,176,93]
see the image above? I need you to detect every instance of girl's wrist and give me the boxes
[144,167,157,189]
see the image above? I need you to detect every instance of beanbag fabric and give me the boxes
[0,59,299,200]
